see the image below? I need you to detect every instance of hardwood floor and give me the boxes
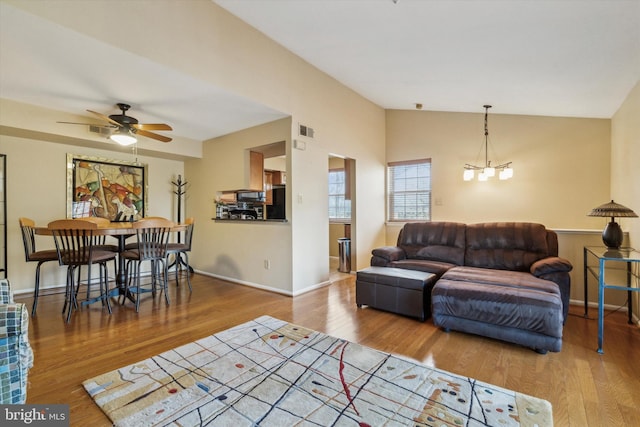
[17,273,640,426]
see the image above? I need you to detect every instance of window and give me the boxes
[328,169,351,220]
[387,159,431,221]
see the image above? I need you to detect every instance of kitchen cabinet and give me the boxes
[264,170,273,205]
[272,170,286,185]
[248,151,264,191]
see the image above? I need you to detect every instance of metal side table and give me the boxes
[583,246,640,354]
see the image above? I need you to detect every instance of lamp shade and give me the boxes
[587,200,638,218]
[587,200,638,249]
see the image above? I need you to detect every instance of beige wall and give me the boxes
[611,80,640,320]
[185,119,294,293]
[329,224,350,258]
[386,109,611,228]
[611,80,640,248]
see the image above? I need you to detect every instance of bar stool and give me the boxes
[74,217,118,299]
[18,218,59,317]
[166,217,194,291]
[121,218,173,312]
[48,219,117,322]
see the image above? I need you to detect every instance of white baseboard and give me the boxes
[569,299,640,326]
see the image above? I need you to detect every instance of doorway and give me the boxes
[328,155,355,281]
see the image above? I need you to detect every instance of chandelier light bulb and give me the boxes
[499,167,513,180]
[463,169,474,181]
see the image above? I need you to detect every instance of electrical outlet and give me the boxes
[264,259,271,269]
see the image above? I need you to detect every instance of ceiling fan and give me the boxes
[58,103,173,145]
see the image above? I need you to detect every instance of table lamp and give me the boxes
[587,200,638,249]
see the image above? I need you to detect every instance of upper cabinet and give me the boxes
[248,150,264,191]
[269,170,286,185]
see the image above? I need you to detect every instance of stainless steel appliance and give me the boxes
[237,191,265,203]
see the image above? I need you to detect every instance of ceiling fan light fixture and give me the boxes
[110,128,137,146]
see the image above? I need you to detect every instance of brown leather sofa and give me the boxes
[370,222,572,353]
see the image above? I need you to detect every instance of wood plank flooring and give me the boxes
[16,273,640,426]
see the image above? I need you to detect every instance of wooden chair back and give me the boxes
[18,217,37,260]
[131,218,174,260]
[48,220,99,266]
[183,217,195,251]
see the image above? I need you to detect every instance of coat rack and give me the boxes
[169,174,193,272]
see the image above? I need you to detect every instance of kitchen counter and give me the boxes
[213,218,288,223]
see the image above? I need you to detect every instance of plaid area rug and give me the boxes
[83,315,552,426]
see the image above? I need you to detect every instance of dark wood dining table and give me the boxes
[35,221,186,303]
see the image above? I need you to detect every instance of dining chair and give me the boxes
[48,219,117,323]
[18,218,60,317]
[166,217,194,292]
[74,217,118,299]
[123,217,170,250]
[121,218,174,312]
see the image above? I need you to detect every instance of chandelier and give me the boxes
[463,105,513,181]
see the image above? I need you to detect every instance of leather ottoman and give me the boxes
[356,267,437,321]
[431,267,564,353]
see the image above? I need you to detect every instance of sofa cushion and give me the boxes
[441,266,561,297]
[397,222,466,265]
[465,222,553,271]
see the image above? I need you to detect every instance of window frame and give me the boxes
[328,167,351,222]
[387,158,432,222]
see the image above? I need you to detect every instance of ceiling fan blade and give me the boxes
[57,121,115,128]
[132,123,173,131]
[135,128,172,143]
[87,109,123,128]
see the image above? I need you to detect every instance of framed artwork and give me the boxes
[67,153,148,221]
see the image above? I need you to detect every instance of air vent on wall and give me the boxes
[299,124,314,138]
[89,124,113,137]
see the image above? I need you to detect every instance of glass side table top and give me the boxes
[584,246,640,261]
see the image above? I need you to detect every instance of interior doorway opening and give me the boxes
[328,154,355,282]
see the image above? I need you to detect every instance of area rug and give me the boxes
[83,315,552,426]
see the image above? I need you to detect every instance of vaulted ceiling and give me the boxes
[215,0,640,118]
[1,1,638,143]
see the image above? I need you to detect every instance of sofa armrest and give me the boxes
[530,256,573,277]
[0,303,34,368]
[372,246,406,262]
[0,279,13,304]
[0,304,30,340]
[0,302,34,404]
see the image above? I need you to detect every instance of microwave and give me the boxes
[236,191,265,203]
